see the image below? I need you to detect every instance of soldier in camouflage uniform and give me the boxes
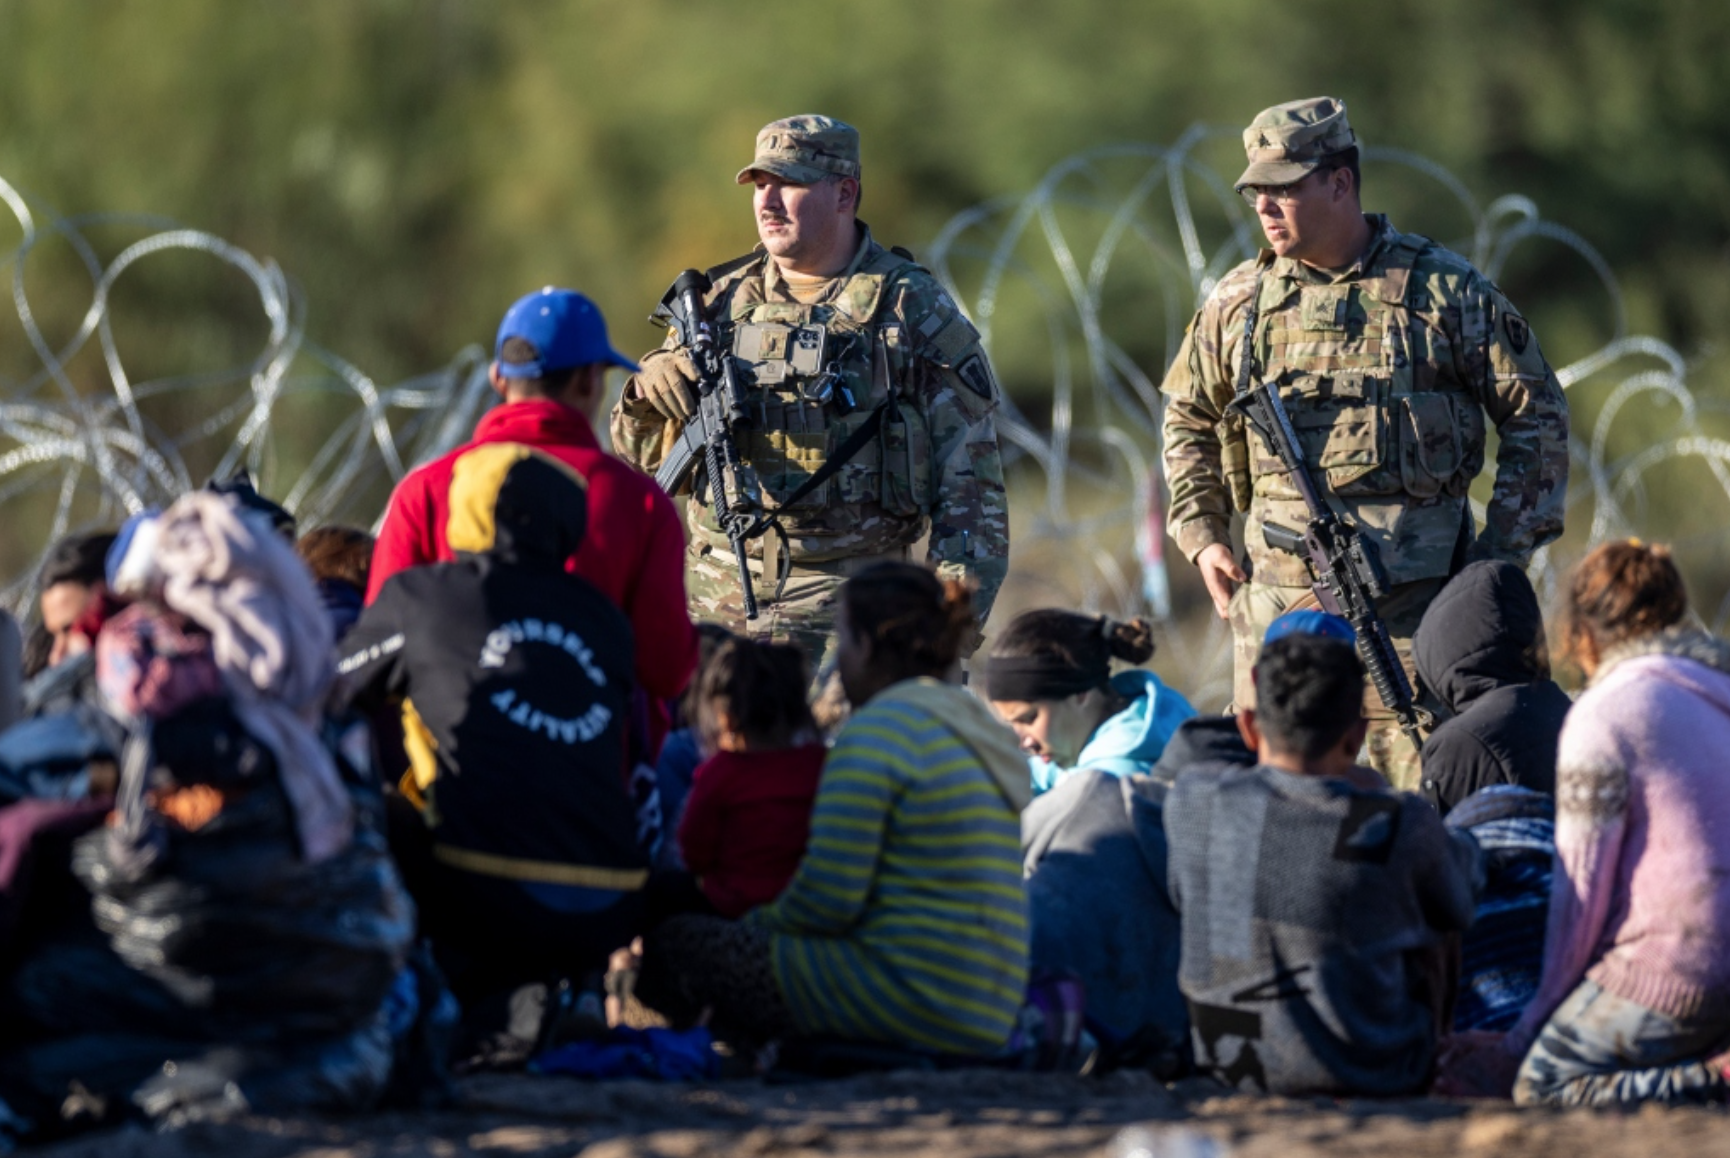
[1160,97,1570,789]
[611,115,1009,667]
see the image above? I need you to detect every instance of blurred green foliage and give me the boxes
[3,0,1725,380]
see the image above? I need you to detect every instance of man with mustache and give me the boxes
[1159,97,1570,788]
[610,115,1008,669]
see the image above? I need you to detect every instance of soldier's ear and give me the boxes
[836,176,860,215]
[1331,165,1356,203]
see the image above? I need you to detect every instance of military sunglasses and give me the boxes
[1237,170,1326,208]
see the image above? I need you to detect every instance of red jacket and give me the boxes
[677,745,825,919]
[367,398,697,704]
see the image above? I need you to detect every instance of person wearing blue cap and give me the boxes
[368,287,698,724]
[1261,608,1356,649]
[1147,608,1356,784]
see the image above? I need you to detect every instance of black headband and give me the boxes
[982,655,1110,702]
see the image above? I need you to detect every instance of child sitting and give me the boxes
[674,637,825,920]
[652,623,737,869]
[1164,624,1480,1096]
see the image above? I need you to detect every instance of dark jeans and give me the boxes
[1516,979,1730,1107]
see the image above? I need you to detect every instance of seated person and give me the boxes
[1440,540,1730,1107]
[653,622,736,869]
[0,491,409,1134]
[1,533,131,803]
[984,610,1195,794]
[1413,560,1572,815]
[671,637,824,920]
[1147,611,1361,788]
[340,444,645,1014]
[22,530,119,705]
[367,287,696,753]
[1022,768,1187,1074]
[1165,626,1479,1096]
[1021,609,1377,1074]
[637,562,1031,1056]
[295,525,375,642]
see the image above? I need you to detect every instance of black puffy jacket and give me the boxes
[1412,560,1572,815]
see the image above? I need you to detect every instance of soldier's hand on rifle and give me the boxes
[631,350,700,422]
[1196,543,1246,620]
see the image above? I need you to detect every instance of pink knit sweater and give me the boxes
[1511,631,1730,1048]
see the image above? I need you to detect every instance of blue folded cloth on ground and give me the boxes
[528,1026,718,1082]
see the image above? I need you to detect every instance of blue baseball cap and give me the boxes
[1264,608,1357,648]
[493,287,638,379]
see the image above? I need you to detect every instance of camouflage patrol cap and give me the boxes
[1235,96,1358,191]
[735,115,861,185]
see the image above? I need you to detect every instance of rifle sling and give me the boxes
[1233,272,1265,402]
[739,399,890,542]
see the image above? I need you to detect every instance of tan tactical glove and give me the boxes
[630,350,700,422]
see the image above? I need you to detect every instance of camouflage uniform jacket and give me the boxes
[611,226,1010,619]
[1160,214,1569,589]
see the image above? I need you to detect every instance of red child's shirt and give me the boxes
[677,744,825,919]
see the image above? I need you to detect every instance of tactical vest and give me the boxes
[1221,233,1488,513]
[707,247,934,524]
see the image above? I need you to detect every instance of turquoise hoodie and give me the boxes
[1030,670,1197,795]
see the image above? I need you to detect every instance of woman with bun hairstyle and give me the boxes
[636,561,1032,1056]
[984,610,1196,794]
[1438,540,1730,1106]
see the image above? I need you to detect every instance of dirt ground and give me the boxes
[30,1070,1730,1158]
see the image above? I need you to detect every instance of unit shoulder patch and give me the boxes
[956,352,995,399]
[1504,312,1531,355]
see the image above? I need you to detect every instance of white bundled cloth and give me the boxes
[115,491,352,862]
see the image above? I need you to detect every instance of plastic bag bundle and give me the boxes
[71,788,413,1042]
[5,693,415,1046]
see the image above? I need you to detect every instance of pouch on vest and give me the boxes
[1397,392,1461,499]
[742,395,832,513]
[1258,282,1396,491]
[1275,370,1387,489]
[732,321,829,512]
[873,329,931,515]
[1218,412,1253,512]
[879,406,932,515]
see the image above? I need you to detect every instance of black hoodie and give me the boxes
[1412,560,1572,815]
[340,446,644,891]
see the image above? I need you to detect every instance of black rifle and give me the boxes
[1227,280,1424,748]
[651,267,904,624]
[651,269,760,619]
